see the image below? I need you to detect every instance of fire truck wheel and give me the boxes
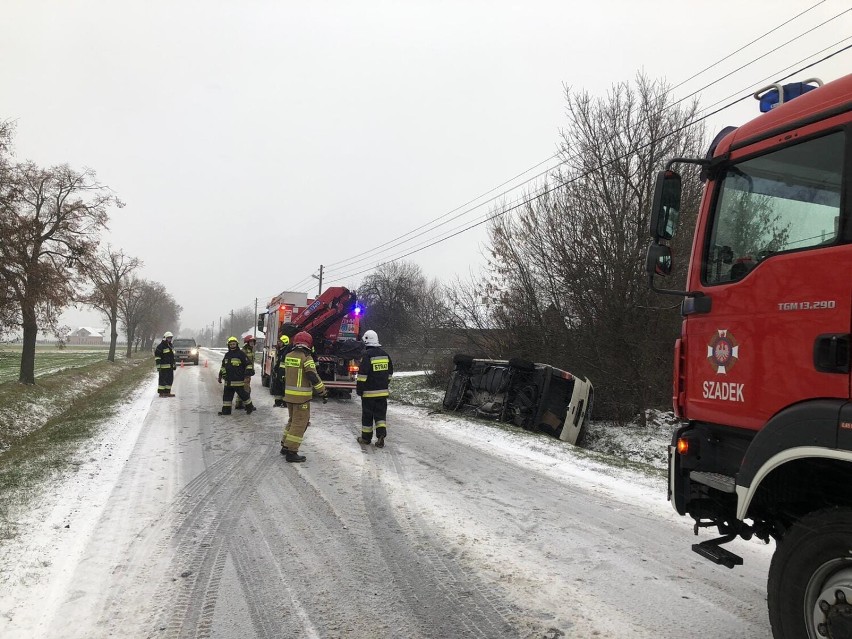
[767,507,852,639]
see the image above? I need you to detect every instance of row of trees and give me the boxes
[0,122,182,383]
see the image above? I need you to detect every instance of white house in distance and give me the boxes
[68,327,104,345]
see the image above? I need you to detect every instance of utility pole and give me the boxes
[254,298,258,338]
[312,264,324,296]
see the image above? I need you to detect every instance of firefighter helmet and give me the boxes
[362,330,380,347]
[243,334,255,344]
[293,332,313,349]
[163,331,174,339]
[280,334,290,345]
[227,336,238,345]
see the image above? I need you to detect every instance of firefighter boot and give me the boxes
[218,407,232,416]
[274,399,284,407]
[356,436,371,445]
[245,403,255,415]
[375,436,385,448]
[284,451,306,463]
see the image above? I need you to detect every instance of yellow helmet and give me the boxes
[280,334,290,345]
[227,336,238,344]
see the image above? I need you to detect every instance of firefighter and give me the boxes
[271,334,291,407]
[234,334,256,409]
[281,331,327,462]
[217,336,255,415]
[154,331,177,397]
[356,329,393,448]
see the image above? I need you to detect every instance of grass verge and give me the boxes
[0,358,152,540]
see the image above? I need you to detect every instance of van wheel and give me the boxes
[452,353,474,369]
[443,371,469,410]
[768,507,852,639]
[508,357,535,372]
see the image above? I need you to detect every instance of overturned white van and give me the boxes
[442,354,594,445]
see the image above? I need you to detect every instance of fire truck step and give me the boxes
[692,536,743,569]
[690,471,736,493]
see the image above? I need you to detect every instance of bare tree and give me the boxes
[477,73,706,422]
[0,161,119,383]
[119,276,147,358]
[83,247,142,362]
[358,261,433,346]
[127,281,182,353]
[0,120,18,338]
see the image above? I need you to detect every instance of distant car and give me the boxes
[442,354,594,445]
[172,338,199,365]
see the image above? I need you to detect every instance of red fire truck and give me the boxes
[257,287,363,395]
[647,74,851,639]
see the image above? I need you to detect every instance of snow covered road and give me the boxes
[0,351,773,638]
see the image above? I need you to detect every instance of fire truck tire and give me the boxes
[767,506,852,639]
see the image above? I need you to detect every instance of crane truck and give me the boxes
[646,74,851,639]
[257,287,363,396]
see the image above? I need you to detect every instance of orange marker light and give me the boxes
[676,438,690,455]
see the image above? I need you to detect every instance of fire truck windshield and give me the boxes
[703,131,844,285]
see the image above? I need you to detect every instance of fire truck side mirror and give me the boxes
[650,170,682,241]
[646,242,673,277]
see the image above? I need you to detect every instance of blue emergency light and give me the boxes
[755,78,823,113]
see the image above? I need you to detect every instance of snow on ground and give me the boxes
[0,376,157,627]
[1,368,768,636]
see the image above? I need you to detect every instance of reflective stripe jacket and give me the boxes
[220,347,251,386]
[284,345,325,403]
[275,343,293,383]
[356,346,393,398]
[154,340,175,370]
[242,343,255,377]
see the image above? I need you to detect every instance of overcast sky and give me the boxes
[3,0,850,335]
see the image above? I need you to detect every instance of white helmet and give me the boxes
[163,331,174,338]
[362,330,380,347]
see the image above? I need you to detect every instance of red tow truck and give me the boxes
[646,74,851,638]
[257,286,363,396]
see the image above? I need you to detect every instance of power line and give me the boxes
[670,6,852,109]
[668,0,828,94]
[323,152,561,271]
[323,43,852,284]
[311,4,842,280]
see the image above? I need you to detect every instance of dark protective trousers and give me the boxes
[271,371,284,403]
[235,377,251,408]
[360,397,387,443]
[158,368,174,394]
[221,384,252,414]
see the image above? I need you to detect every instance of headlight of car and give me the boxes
[190,348,198,355]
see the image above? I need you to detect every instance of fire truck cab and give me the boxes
[647,74,852,639]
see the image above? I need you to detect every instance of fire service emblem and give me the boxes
[707,330,739,374]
